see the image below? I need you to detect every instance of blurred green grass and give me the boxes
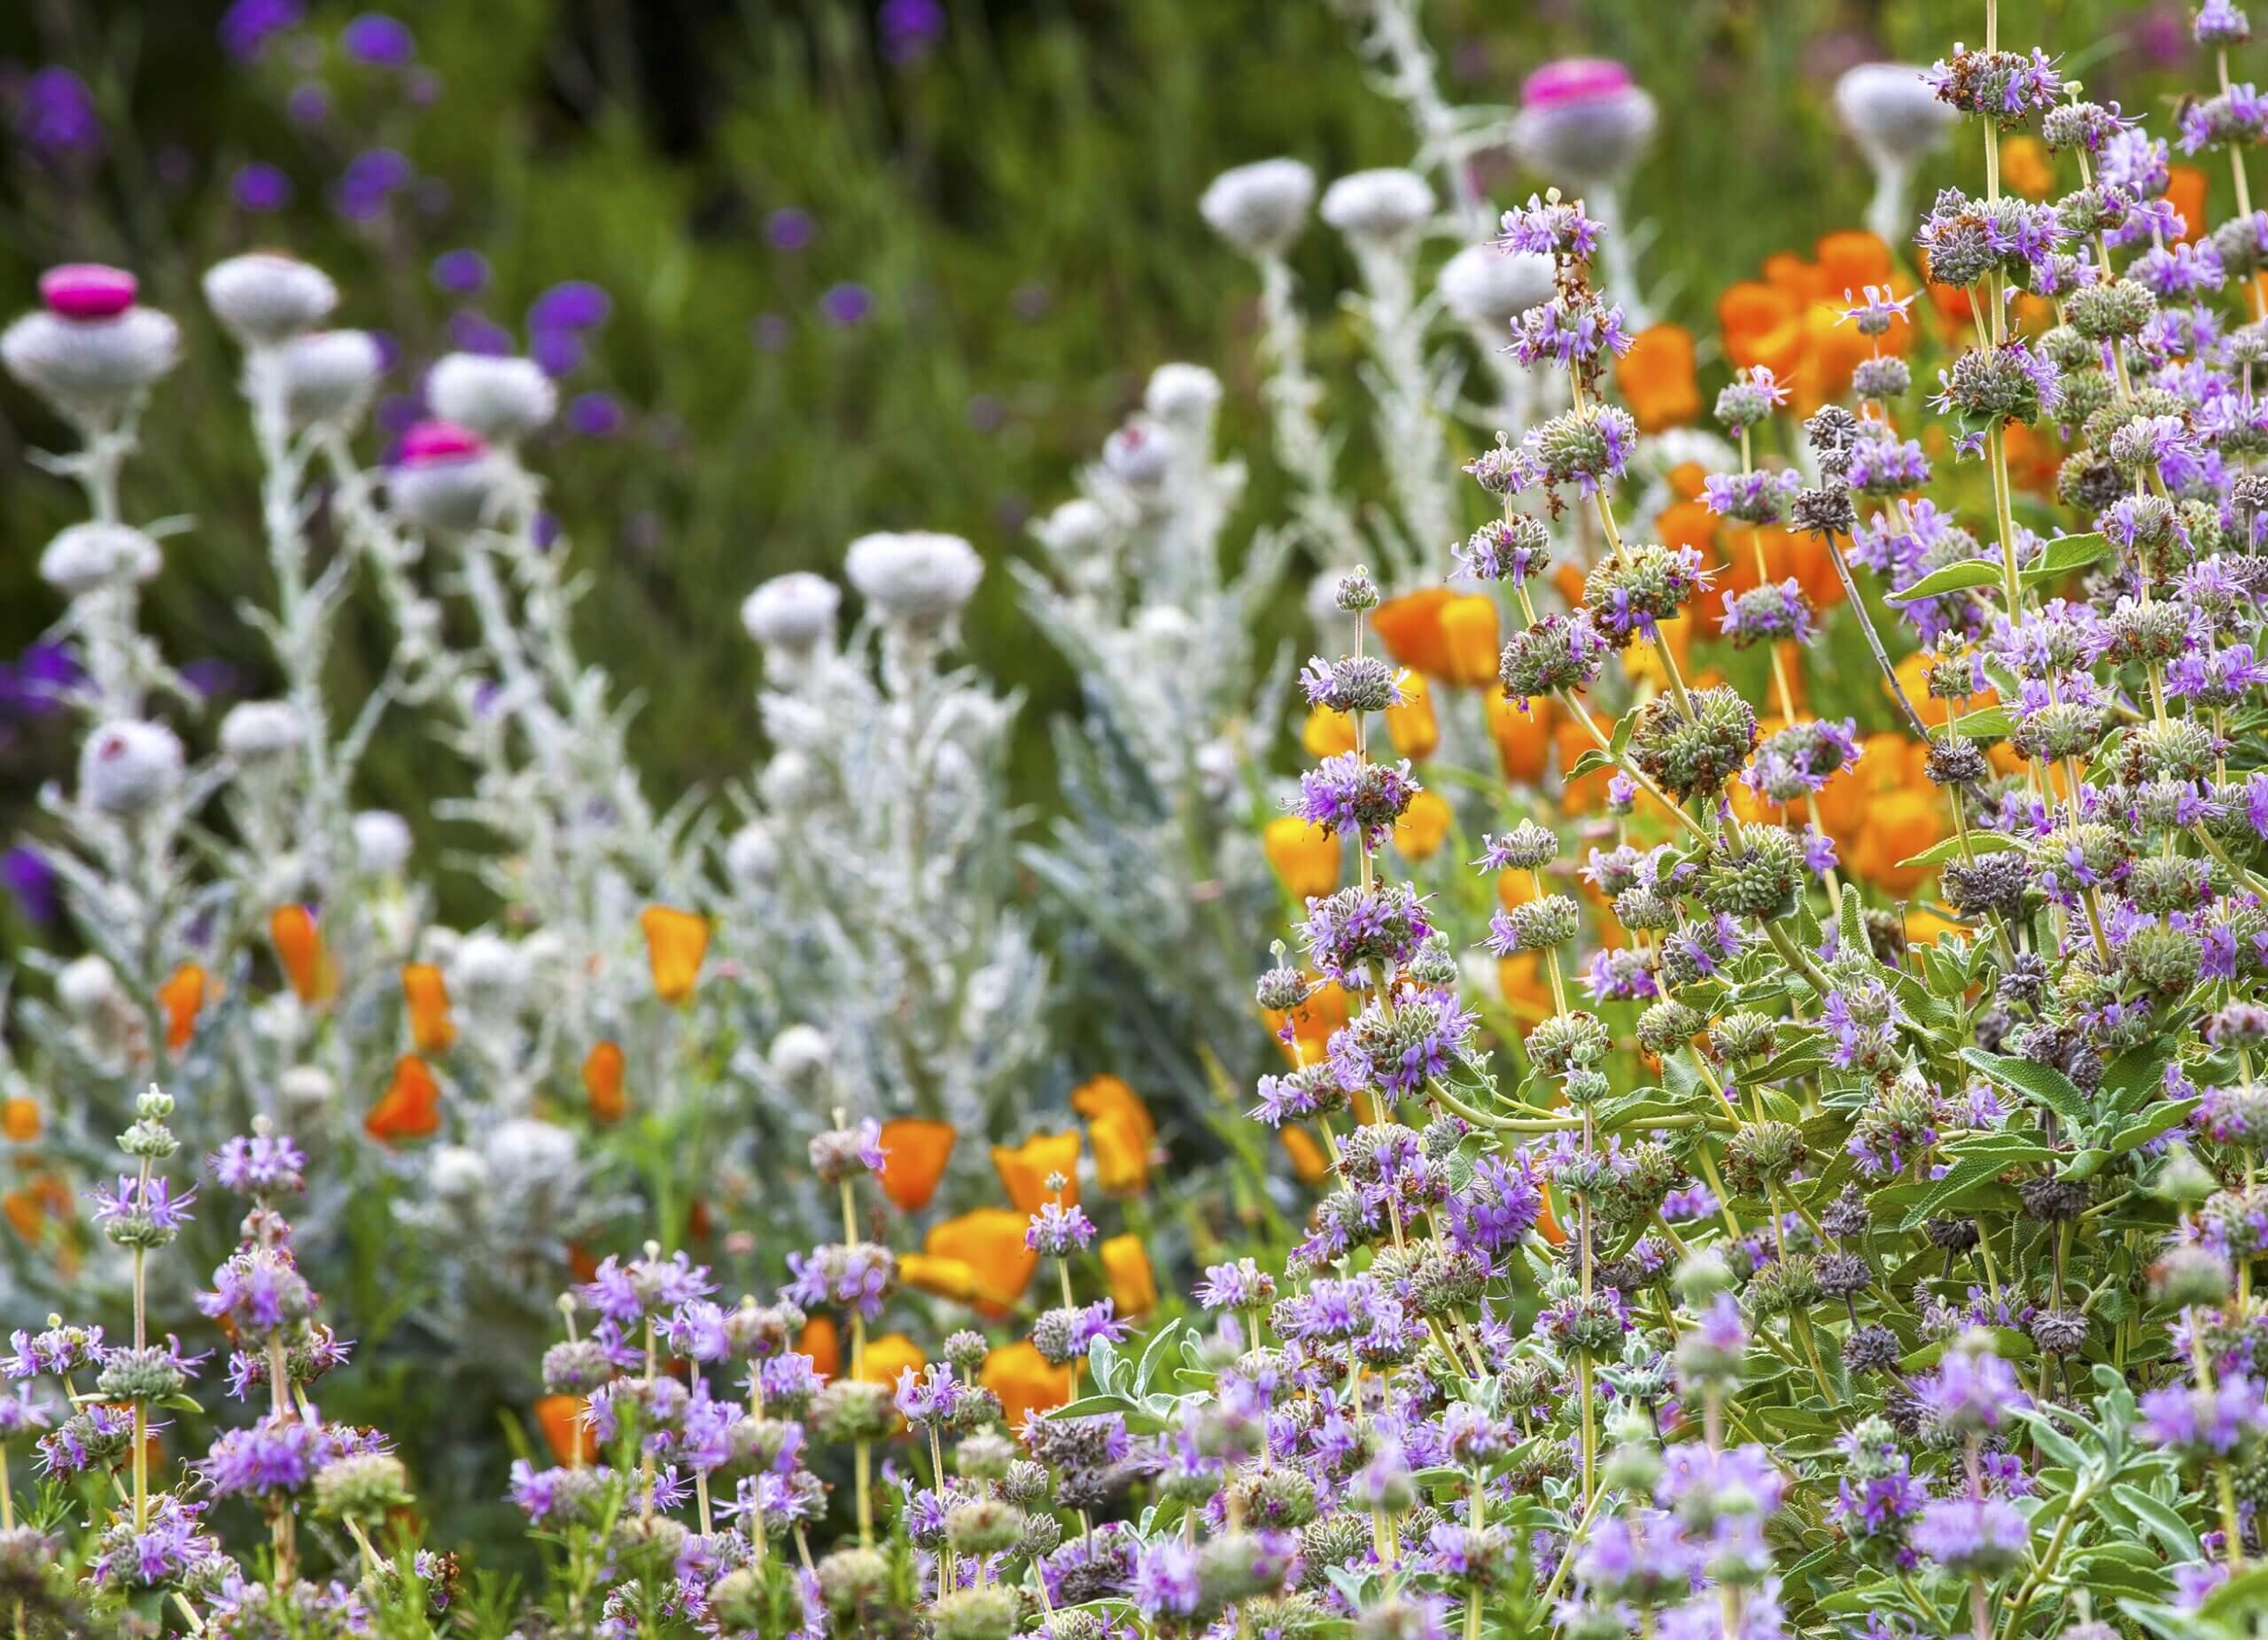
[0,0,2194,899]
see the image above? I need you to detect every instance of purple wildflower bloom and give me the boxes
[220,0,304,58]
[230,162,293,212]
[820,283,873,325]
[341,13,415,66]
[210,1132,307,1196]
[1910,1496,2030,1575]
[16,68,99,156]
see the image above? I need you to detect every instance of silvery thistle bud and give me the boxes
[218,699,305,770]
[388,420,499,533]
[268,330,383,429]
[79,719,185,819]
[426,352,557,444]
[352,810,413,876]
[1319,167,1435,253]
[844,530,983,640]
[1145,361,1223,432]
[724,820,779,890]
[39,521,161,600]
[4,265,181,422]
[1511,58,1658,192]
[1437,244,1557,331]
[768,1025,833,1098]
[202,253,338,347]
[1834,62,1961,242]
[740,571,843,674]
[1199,158,1317,259]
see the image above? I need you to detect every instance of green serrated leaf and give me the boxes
[1962,1048,2091,1127]
[1894,830,2017,872]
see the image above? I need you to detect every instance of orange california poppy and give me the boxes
[1099,1234,1159,1317]
[640,905,709,1005]
[1496,954,1554,1023]
[1761,252,1828,307]
[3,1175,70,1243]
[982,1340,1071,1431]
[1262,817,1340,903]
[797,1315,840,1380]
[1614,323,1701,432]
[1263,975,1350,1066]
[1815,230,1895,294]
[1998,136,2055,200]
[1301,706,1359,760]
[1537,1185,1569,1246]
[534,1395,594,1465]
[1280,1125,1331,1185]
[583,1041,628,1124]
[1087,1109,1152,1195]
[1370,587,1456,680]
[1382,672,1439,761]
[878,1117,957,1212]
[367,1055,441,1143]
[2168,166,2208,242]
[1485,693,1552,786]
[899,1252,984,1304]
[1438,595,1501,689]
[1555,719,1612,816]
[1845,789,1948,896]
[855,1333,927,1389]
[1718,282,1804,377]
[993,1131,1080,1214]
[1391,789,1453,861]
[1666,460,1710,502]
[268,905,336,1005]
[156,963,207,1053]
[926,1209,1039,1311]
[1,1100,37,1145]
[400,962,455,1054]
[1071,1075,1155,1147]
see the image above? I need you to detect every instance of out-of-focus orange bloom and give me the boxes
[1891,649,1998,731]
[1072,1075,1154,1147]
[1371,588,1456,680]
[1615,323,1701,431]
[1720,282,1805,377]
[1814,730,1920,840]
[367,1055,441,1143]
[1439,595,1501,688]
[1817,230,1895,294]
[1266,975,1350,1065]
[640,906,708,1005]
[1262,816,1340,903]
[878,1117,956,1212]
[157,963,206,1053]
[1497,954,1554,1023]
[1621,619,1697,696]
[1301,706,1359,760]
[1556,719,1612,815]
[928,1209,1038,1310]
[2000,136,2056,200]
[1762,253,1828,307]
[901,1252,983,1304]
[1657,499,1720,562]
[1,1100,36,1144]
[856,1333,926,1390]
[3,1175,70,1243]
[1798,299,1876,409]
[1537,1185,1569,1246]
[1845,789,1947,895]
[1088,1109,1151,1194]
[1496,870,1536,913]
[1281,1126,1331,1185]
[1907,905,1969,948]
[268,905,336,1005]
[583,1041,627,1124]
[2169,167,2208,243]
[1391,789,1454,861]
[1384,672,1439,760]
[1926,275,1983,340]
[535,1395,594,1465]
[1666,461,1710,501]
[1486,693,1552,785]
[400,962,455,1054]
[798,1315,841,1380]
[982,1341,1070,1431]
[993,1131,1080,1213]
[1550,561,1587,610]
[2000,422,2060,493]
[1100,1233,1158,1317]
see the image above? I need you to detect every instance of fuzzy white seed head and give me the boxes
[39,521,161,598]
[2,306,181,419]
[427,353,558,443]
[1199,158,1317,258]
[844,531,984,634]
[203,253,339,346]
[78,719,186,818]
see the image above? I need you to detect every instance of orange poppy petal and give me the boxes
[878,1117,957,1213]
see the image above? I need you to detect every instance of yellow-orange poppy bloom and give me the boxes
[1265,975,1350,1066]
[1998,136,2055,199]
[993,1131,1080,1214]
[2168,166,2209,243]
[400,962,455,1053]
[855,1332,927,1390]
[1485,693,1552,786]
[1370,588,1456,680]
[1262,816,1340,903]
[1280,1125,1331,1185]
[1301,706,1359,760]
[640,905,709,1004]
[1719,282,1804,378]
[1439,595,1501,688]
[878,1117,957,1212]
[1614,323,1701,431]
[535,1395,594,1465]
[1087,1109,1151,1194]
[1845,789,1947,896]
[269,905,336,1005]
[1391,789,1453,861]
[797,1315,841,1380]
[156,963,207,1053]
[1,1100,38,1145]
[1071,1075,1154,1147]
[1815,229,1896,296]
[367,1055,441,1143]
[899,1252,984,1304]
[927,1209,1038,1311]
[982,1340,1071,1431]
[1496,954,1555,1024]
[1382,672,1439,761]
[1099,1234,1158,1317]
[583,1041,628,1124]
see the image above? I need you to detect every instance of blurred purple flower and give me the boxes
[285,82,330,128]
[341,13,416,67]
[878,0,946,64]
[404,67,442,105]
[472,680,504,717]
[333,146,412,221]
[367,330,403,373]
[446,310,515,356]
[431,249,489,295]
[528,281,611,331]
[1,848,58,929]
[530,328,583,377]
[567,392,624,438]
[766,208,816,251]
[532,510,562,549]
[179,658,242,700]
[220,0,305,60]
[377,393,422,435]
[0,644,82,719]
[820,283,873,325]
[17,67,100,155]
[231,162,293,212]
